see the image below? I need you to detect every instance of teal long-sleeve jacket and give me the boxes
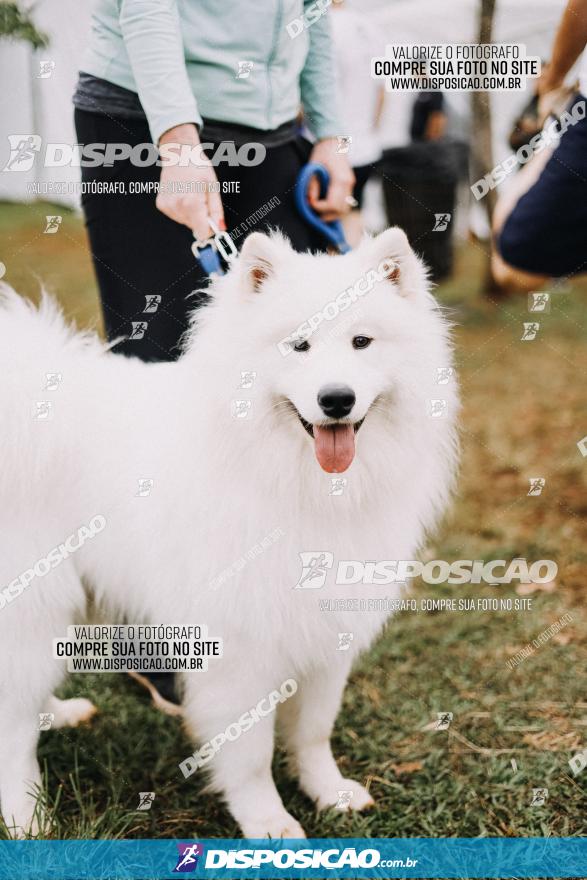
[82,0,341,143]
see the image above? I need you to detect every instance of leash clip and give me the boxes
[191,218,237,277]
[209,218,238,265]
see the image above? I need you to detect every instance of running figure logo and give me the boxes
[38,713,54,731]
[44,215,62,234]
[329,477,347,496]
[236,61,254,79]
[428,399,447,418]
[130,321,148,340]
[336,135,352,154]
[528,292,550,313]
[144,295,161,313]
[3,135,42,172]
[435,712,453,730]
[173,843,204,873]
[433,213,451,232]
[38,60,56,79]
[521,322,540,341]
[136,791,155,811]
[527,477,545,496]
[294,552,334,589]
[435,367,454,385]
[238,371,257,390]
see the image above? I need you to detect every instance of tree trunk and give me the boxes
[470,0,501,295]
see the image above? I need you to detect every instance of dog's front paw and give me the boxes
[241,811,306,839]
[316,778,375,812]
[52,697,98,728]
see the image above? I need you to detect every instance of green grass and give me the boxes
[0,201,585,842]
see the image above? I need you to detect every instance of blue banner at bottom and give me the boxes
[0,838,584,879]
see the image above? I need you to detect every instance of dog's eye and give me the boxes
[352,335,372,350]
[293,339,310,353]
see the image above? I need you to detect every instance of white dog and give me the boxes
[0,228,458,839]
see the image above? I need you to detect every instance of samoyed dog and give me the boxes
[0,228,458,838]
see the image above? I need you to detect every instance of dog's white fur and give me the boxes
[0,228,458,838]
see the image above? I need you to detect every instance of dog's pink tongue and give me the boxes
[313,424,355,473]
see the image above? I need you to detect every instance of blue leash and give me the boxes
[294,162,352,254]
[192,163,351,277]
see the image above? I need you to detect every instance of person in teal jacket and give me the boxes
[73,0,355,707]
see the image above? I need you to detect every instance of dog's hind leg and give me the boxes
[183,671,306,839]
[0,560,85,837]
[0,696,44,837]
[278,659,375,812]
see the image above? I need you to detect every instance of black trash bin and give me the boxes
[378,139,467,282]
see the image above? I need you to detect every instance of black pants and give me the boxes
[75,109,326,361]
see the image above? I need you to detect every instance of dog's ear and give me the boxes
[239,232,285,294]
[368,227,424,298]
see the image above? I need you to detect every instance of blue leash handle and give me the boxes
[193,162,351,277]
[294,162,352,254]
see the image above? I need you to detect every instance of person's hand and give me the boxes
[536,70,575,126]
[156,123,225,240]
[307,138,356,221]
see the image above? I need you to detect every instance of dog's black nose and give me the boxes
[317,384,356,419]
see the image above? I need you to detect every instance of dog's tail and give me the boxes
[0,283,105,359]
